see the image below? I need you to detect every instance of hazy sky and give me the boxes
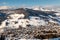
[0,0,60,7]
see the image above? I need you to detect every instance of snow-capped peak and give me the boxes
[33,6,55,11]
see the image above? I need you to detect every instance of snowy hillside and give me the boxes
[0,8,60,32]
[0,8,60,39]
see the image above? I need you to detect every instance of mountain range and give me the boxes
[0,7,60,28]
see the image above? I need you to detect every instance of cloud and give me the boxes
[0,6,11,10]
[0,6,8,9]
[0,6,17,10]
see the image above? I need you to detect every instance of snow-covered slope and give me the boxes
[33,7,55,11]
[0,8,60,29]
